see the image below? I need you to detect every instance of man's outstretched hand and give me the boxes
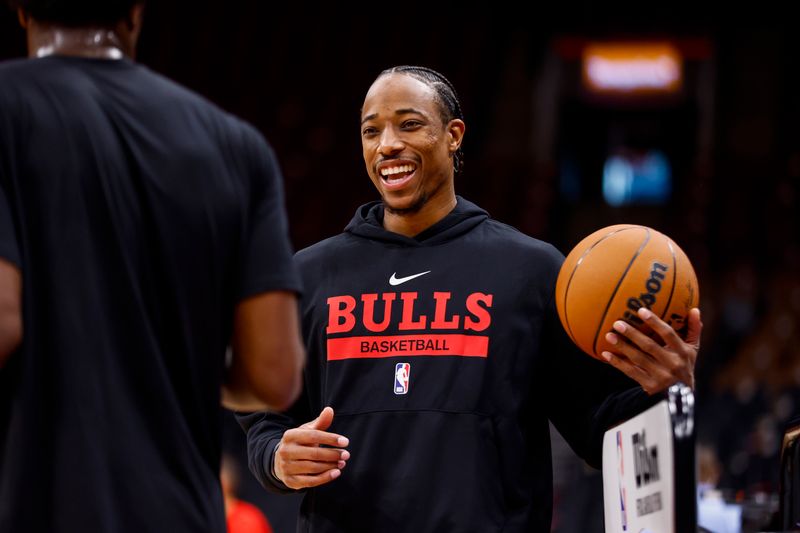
[273,407,350,489]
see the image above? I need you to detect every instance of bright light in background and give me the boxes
[583,42,683,94]
[603,150,672,206]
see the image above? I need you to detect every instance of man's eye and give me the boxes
[402,121,421,129]
[362,127,378,136]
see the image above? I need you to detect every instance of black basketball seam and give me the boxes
[562,225,638,350]
[659,239,678,323]
[591,227,651,357]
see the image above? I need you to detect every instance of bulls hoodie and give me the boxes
[239,197,652,533]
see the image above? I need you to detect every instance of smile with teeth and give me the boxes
[380,164,417,183]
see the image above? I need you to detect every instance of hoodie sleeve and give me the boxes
[236,385,313,494]
[541,285,658,469]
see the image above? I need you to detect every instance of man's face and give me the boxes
[360,73,464,214]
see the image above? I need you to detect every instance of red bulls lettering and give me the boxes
[326,295,356,333]
[362,293,396,332]
[431,292,459,329]
[464,293,493,331]
[399,292,427,330]
[326,291,494,333]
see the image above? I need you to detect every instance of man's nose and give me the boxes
[378,126,404,155]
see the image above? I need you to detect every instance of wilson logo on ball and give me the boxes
[621,262,669,327]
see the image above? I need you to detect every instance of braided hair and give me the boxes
[378,66,465,174]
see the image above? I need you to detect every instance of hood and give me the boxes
[344,196,489,247]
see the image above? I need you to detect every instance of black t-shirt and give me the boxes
[0,56,301,532]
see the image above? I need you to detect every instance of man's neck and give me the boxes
[27,25,128,59]
[382,193,457,238]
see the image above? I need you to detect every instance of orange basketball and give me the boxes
[555,224,699,360]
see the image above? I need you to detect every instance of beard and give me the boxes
[384,191,428,216]
[382,177,448,216]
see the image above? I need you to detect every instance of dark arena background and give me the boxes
[2,4,798,532]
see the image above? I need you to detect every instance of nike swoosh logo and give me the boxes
[389,271,431,286]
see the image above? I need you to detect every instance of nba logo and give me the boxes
[394,363,410,395]
[616,430,628,531]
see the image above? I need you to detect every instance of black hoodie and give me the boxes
[239,197,651,532]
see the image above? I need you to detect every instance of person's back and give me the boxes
[0,2,304,531]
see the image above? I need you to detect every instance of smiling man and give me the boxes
[239,65,703,533]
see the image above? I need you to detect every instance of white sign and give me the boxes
[603,400,675,533]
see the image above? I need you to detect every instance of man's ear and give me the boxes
[17,8,29,29]
[125,3,145,32]
[447,119,466,153]
[118,3,145,59]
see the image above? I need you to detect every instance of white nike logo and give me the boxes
[389,270,431,286]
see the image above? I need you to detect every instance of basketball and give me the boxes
[555,224,699,360]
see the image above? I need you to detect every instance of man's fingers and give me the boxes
[281,459,347,477]
[602,306,702,393]
[284,427,349,448]
[274,441,350,485]
[685,308,702,346]
[278,442,350,463]
[604,336,671,381]
[283,469,342,490]
[634,307,682,348]
[293,407,348,446]
[606,324,667,364]
[301,406,335,431]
